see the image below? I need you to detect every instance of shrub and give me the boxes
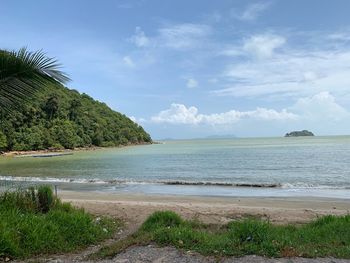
[37,185,54,213]
[141,211,183,231]
[0,188,117,259]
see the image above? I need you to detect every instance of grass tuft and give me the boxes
[141,211,183,231]
[37,185,54,213]
[0,186,118,260]
[92,210,350,259]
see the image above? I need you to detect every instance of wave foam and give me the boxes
[0,176,348,189]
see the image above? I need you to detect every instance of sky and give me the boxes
[1,0,350,139]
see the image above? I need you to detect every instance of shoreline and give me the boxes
[1,176,349,200]
[0,142,153,157]
[0,147,102,157]
[59,191,350,226]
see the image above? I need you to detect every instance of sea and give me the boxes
[1,136,350,199]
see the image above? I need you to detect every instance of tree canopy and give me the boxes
[0,82,152,151]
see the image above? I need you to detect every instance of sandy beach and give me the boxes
[59,191,350,230]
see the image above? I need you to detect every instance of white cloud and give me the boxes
[130,27,150,47]
[127,23,211,51]
[291,92,350,121]
[151,103,297,125]
[142,92,349,132]
[215,41,350,99]
[122,56,135,67]
[129,116,146,124]
[151,104,200,124]
[328,32,350,42]
[235,2,272,21]
[220,33,286,59]
[129,116,137,122]
[158,23,211,50]
[186,78,198,88]
[243,34,286,58]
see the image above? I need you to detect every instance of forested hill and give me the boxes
[0,84,152,151]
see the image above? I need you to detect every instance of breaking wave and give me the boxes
[0,175,348,189]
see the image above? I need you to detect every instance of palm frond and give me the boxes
[0,47,70,111]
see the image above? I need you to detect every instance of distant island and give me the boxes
[285,130,315,137]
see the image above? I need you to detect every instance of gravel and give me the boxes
[68,245,350,263]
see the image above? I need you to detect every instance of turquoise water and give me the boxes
[1,136,350,198]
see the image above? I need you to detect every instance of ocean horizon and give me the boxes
[1,135,350,199]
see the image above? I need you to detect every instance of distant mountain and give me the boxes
[204,134,237,139]
[0,84,152,151]
[157,134,237,141]
[285,130,314,137]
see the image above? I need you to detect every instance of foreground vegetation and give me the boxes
[0,48,70,113]
[0,186,118,259]
[93,211,350,259]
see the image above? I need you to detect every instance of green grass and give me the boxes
[92,210,350,259]
[0,186,118,260]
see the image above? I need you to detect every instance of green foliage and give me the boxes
[50,119,79,149]
[93,211,350,259]
[0,83,152,151]
[141,211,183,232]
[0,47,70,111]
[43,94,59,119]
[0,188,118,259]
[37,185,54,213]
[0,185,53,214]
[0,130,7,150]
[0,188,38,213]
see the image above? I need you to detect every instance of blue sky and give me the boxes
[1,0,350,139]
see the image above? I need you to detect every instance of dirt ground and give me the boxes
[61,191,350,230]
[16,191,350,263]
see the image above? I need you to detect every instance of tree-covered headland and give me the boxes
[0,84,152,151]
[0,48,151,151]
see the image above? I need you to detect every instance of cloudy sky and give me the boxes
[1,0,350,139]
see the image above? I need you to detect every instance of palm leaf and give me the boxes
[0,47,70,111]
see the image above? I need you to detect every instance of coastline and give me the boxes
[59,191,350,227]
[0,142,153,157]
[0,147,101,158]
